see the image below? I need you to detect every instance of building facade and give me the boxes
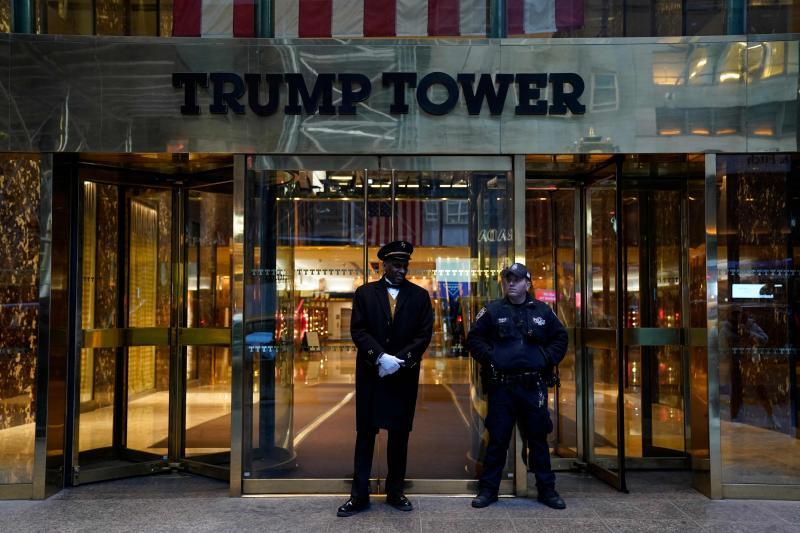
[0,0,798,500]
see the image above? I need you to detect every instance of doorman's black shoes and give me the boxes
[471,490,499,508]
[386,494,414,511]
[537,489,566,509]
[337,497,370,517]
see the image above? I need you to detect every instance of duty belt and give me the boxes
[494,370,543,385]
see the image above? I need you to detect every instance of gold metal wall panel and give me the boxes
[73,460,167,485]
[625,457,690,469]
[178,328,231,346]
[0,484,33,500]
[242,479,514,495]
[5,35,797,154]
[81,328,171,348]
[623,328,682,346]
[243,479,368,495]
[687,328,709,347]
[722,484,800,501]
[182,459,229,481]
[123,327,169,346]
[582,328,616,349]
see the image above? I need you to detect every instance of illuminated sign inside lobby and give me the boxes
[172,72,586,117]
[731,283,780,299]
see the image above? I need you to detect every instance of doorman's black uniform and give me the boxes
[467,294,568,495]
[350,278,434,500]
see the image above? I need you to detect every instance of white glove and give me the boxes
[377,353,402,377]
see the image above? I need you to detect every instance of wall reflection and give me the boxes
[0,156,40,485]
[717,153,800,484]
[652,41,798,143]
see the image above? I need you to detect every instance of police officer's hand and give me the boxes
[377,353,402,377]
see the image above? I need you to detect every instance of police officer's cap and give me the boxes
[501,263,531,281]
[377,240,413,262]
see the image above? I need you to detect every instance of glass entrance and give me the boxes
[524,154,706,491]
[241,156,516,494]
[72,155,233,484]
[583,166,626,489]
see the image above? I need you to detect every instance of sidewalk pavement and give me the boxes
[1,471,799,532]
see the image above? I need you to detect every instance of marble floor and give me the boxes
[1,471,799,532]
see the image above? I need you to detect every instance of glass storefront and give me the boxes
[1,151,799,499]
[716,153,800,486]
[0,6,798,500]
[524,154,706,490]
[241,156,515,492]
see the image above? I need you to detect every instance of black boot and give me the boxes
[471,490,498,508]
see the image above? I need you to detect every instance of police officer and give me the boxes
[337,240,434,517]
[467,263,568,509]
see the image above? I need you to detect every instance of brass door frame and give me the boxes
[235,155,517,496]
[528,165,704,486]
[580,159,628,492]
[621,177,700,467]
[70,171,233,486]
[71,178,172,485]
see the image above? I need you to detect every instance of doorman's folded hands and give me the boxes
[378,353,402,377]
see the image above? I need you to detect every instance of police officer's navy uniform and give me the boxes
[338,240,434,517]
[467,278,568,506]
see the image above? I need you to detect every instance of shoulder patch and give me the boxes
[475,307,487,321]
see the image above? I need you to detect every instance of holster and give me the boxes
[545,366,561,388]
[481,363,501,389]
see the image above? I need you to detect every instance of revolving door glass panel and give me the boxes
[182,186,234,472]
[584,173,626,488]
[524,180,579,460]
[77,185,173,480]
[242,159,514,492]
[243,164,364,481]
[75,156,235,485]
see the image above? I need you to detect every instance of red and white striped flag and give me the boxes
[396,199,424,245]
[507,0,584,34]
[275,0,488,38]
[367,201,392,246]
[173,0,255,37]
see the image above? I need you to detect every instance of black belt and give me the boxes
[494,370,543,385]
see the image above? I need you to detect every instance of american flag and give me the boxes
[171,0,583,39]
[275,0,488,38]
[173,0,255,37]
[508,0,584,34]
[367,201,392,246]
[396,199,424,245]
[367,200,424,246]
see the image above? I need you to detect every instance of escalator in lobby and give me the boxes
[67,154,234,485]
